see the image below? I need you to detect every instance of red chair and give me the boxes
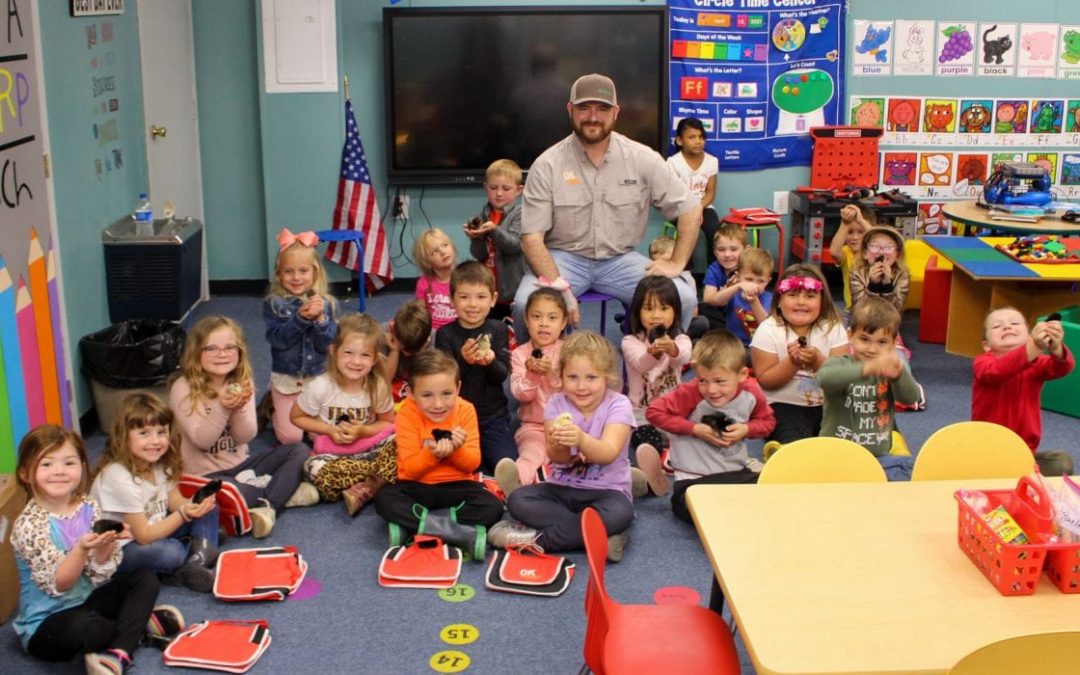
[580,508,741,675]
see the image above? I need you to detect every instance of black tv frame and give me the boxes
[382,5,669,186]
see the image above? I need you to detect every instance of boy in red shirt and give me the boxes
[972,307,1074,451]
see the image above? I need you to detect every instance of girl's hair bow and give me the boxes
[277,228,319,251]
[776,276,823,295]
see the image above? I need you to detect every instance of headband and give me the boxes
[276,228,319,251]
[776,276,823,295]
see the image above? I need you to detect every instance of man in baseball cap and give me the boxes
[513,73,703,335]
[566,74,619,147]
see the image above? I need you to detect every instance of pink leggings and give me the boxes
[271,389,304,445]
[513,422,548,486]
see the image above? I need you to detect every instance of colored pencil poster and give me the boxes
[16,278,46,428]
[29,229,62,424]
[0,258,28,462]
[47,242,72,428]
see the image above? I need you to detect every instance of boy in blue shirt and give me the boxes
[727,248,773,348]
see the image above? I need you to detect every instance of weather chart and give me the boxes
[667,0,847,170]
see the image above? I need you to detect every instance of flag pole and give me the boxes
[343,74,350,100]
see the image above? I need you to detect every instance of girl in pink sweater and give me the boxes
[169,316,310,539]
[497,288,569,496]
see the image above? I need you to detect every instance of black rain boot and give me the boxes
[418,505,487,561]
[176,537,218,593]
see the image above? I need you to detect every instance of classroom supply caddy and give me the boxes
[954,476,1080,596]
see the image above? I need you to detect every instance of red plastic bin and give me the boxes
[954,476,1080,596]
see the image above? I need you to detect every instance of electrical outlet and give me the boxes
[399,194,409,219]
[773,191,789,214]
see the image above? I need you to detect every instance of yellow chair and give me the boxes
[911,421,1035,481]
[758,437,887,484]
[948,631,1080,675]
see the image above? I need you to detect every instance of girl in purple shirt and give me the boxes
[493,332,637,561]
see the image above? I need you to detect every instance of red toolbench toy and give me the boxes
[789,126,918,265]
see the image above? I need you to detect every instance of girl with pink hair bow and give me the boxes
[263,229,339,447]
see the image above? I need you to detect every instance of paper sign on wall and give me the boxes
[976,23,1017,77]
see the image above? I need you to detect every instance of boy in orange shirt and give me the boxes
[373,349,503,555]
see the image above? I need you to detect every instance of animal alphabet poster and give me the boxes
[976,23,1017,77]
[857,18,1075,79]
[861,95,1080,150]
[1058,25,1080,79]
[958,100,992,133]
[1017,23,1059,78]
[851,20,892,75]
[852,93,1080,199]
[892,20,934,76]
[934,21,977,76]
[849,97,884,128]
[886,98,920,132]
[667,0,847,170]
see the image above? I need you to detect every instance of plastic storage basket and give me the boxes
[954,476,1080,596]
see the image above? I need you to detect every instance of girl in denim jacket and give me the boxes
[263,229,338,444]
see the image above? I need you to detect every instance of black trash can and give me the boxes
[79,319,186,431]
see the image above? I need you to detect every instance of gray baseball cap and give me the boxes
[569,73,617,106]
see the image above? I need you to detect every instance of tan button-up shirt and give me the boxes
[522,132,698,259]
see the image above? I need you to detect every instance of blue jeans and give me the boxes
[478,414,516,476]
[513,249,698,335]
[117,508,219,575]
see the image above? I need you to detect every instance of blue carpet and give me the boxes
[2,289,1076,674]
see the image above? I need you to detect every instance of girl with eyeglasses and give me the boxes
[849,226,910,314]
[168,316,311,539]
[848,227,924,410]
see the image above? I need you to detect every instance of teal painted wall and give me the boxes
[39,2,147,416]
[192,0,266,280]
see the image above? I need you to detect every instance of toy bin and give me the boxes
[1040,306,1080,419]
[954,476,1080,596]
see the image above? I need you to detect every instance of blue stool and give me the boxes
[315,229,365,312]
[576,290,626,337]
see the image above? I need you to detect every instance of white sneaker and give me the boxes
[235,470,272,489]
[249,500,276,539]
[488,520,540,550]
[285,481,319,508]
[495,458,521,498]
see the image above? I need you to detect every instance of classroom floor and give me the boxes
[1,289,1076,674]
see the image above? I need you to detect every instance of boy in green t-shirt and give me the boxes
[816,297,919,479]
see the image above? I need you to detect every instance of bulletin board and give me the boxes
[667,0,847,170]
[845,0,1077,236]
[0,0,70,471]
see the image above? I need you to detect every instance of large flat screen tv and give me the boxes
[383,6,667,186]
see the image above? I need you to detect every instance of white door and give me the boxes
[137,0,208,299]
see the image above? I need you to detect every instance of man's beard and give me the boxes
[572,119,612,145]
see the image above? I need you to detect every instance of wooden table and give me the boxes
[921,235,1080,357]
[688,480,1080,675]
[944,200,1080,236]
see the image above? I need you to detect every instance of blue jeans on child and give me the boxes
[117,508,219,575]
[512,249,698,334]
[479,414,516,476]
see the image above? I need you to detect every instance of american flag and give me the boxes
[326,100,392,291]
